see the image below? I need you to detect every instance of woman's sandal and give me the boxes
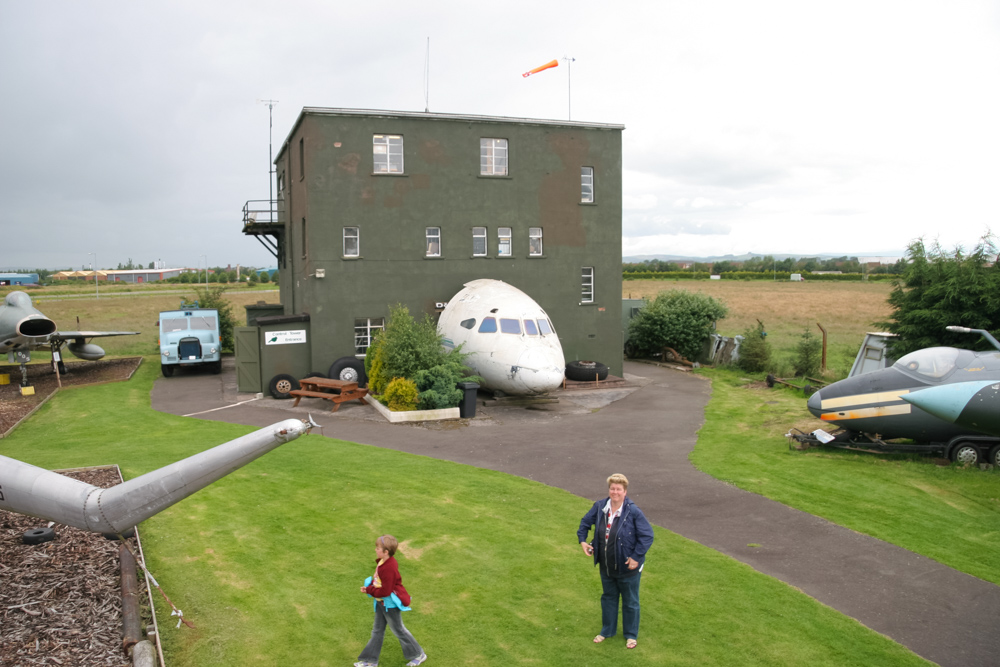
[593,635,606,643]
[626,639,638,649]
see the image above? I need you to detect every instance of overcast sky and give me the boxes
[2,0,998,270]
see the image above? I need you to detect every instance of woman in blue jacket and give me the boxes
[577,473,654,649]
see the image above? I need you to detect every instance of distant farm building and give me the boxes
[51,269,191,283]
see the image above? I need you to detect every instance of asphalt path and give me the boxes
[151,360,1000,667]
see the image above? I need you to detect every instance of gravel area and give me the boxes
[0,467,153,667]
[0,358,143,437]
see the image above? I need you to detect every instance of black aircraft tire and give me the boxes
[161,364,174,377]
[23,527,56,545]
[950,442,981,466]
[990,445,1000,467]
[566,360,609,382]
[268,374,300,400]
[328,357,367,388]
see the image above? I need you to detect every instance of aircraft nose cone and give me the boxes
[517,347,565,394]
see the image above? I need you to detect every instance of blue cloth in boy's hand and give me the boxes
[362,576,411,611]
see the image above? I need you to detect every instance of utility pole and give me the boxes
[257,99,279,222]
[88,252,98,298]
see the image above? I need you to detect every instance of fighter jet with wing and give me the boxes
[793,326,1000,466]
[0,291,138,387]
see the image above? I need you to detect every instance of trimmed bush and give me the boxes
[627,290,728,360]
[383,377,419,411]
[793,329,822,377]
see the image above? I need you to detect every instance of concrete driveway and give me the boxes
[151,359,1000,667]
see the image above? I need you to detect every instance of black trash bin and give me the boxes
[457,382,480,418]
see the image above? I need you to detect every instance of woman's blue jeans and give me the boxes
[599,570,642,640]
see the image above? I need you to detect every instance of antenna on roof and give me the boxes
[424,37,430,112]
[562,56,576,120]
[257,99,279,222]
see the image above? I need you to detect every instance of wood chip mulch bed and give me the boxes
[0,467,154,667]
[0,357,143,437]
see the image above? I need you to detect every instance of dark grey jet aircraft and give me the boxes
[0,291,137,386]
[799,327,1000,466]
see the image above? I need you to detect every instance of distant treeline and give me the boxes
[623,255,905,277]
[622,271,896,281]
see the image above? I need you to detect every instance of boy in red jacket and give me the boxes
[355,535,427,667]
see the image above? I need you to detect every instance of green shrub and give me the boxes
[738,322,772,373]
[793,329,822,377]
[627,290,728,360]
[370,304,448,391]
[412,361,467,410]
[383,377,419,411]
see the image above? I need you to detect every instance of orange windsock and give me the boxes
[522,59,559,78]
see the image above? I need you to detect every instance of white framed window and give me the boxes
[497,227,511,256]
[481,138,508,176]
[473,227,487,256]
[355,318,385,356]
[529,227,543,256]
[581,267,594,303]
[373,134,403,173]
[581,166,594,203]
[426,227,441,257]
[344,227,359,257]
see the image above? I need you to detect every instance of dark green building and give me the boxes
[244,107,624,379]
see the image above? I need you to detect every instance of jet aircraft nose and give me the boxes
[516,347,566,394]
[807,387,823,417]
[18,316,56,338]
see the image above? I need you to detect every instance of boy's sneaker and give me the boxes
[353,662,376,667]
[406,654,427,666]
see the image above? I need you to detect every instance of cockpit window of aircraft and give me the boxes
[538,319,554,335]
[524,320,539,335]
[189,316,217,331]
[460,318,476,329]
[500,318,521,334]
[162,318,188,333]
[478,317,497,333]
[894,347,962,379]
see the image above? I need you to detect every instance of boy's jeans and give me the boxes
[359,600,424,663]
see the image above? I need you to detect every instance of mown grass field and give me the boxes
[623,279,894,377]
[1,362,929,666]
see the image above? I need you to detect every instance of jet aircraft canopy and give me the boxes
[893,347,968,380]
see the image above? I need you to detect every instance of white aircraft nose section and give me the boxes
[515,347,565,394]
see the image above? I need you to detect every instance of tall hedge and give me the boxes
[627,290,728,360]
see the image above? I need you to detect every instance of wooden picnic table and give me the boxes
[290,377,369,412]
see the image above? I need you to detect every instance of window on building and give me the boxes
[497,227,511,256]
[581,267,595,303]
[581,166,594,203]
[301,218,308,259]
[354,318,385,356]
[529,227,543,256]
[426,227,441,257]
[478,317,497,333]
[278,172,285,193]
[373,134,404,173]
[480,138,508,176]
[344,227,359,257]
[473,227,487,256]
[299,138,305,179]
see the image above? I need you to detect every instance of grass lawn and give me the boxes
[692,367,1000,586]
[0,361,929,666]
